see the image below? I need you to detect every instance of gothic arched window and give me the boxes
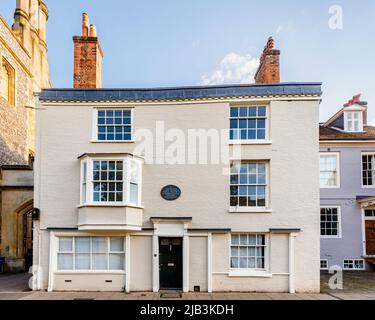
[1,58,15,106]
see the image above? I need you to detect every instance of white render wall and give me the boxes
[34,98,320,292]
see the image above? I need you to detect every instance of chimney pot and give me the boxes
[82,12,89,37]
[89,24,97,37]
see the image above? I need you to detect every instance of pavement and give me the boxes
[0,272,374,300]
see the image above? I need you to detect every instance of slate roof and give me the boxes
[38,83,322,103]
[320,125,375,141]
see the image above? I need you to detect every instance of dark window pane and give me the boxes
[108,193,115,202]
[116,172,123,180]
[239,197,247,206]
[93,171,100,181]
[240,130,247,140]
[257,130,266,140]
[258,107,266,117]
[230,197,238,206]
[230,119,238,129]
[98,134,106,140]
[101,172,108,180]
[248,130,256,140]
[248,107,257,117]
[116,192,123,202]
[230,108,238,117]
[258,119,266,129]
[116,162,123,170]
[239,120,247,128]
[239,107,247,117]
[123,118,131,125]
[248,120,256,129]
[109,183,116,191]
[230,186,238,196]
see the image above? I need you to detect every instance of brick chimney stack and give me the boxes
[254,37,280,84]
[73,13,103,89]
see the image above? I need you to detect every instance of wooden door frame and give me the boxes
[361,209,375,256]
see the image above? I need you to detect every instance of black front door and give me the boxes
[159,238,183,290]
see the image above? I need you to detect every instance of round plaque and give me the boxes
[161,185,181,201]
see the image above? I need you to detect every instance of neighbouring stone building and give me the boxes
[0,0,50,272]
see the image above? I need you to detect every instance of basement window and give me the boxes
[343,259,365,270]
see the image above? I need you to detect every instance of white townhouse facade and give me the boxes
[32,82,322,293]
[31,21,322,293]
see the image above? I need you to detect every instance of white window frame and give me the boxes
[229,105,269,143]
[80,156,142,207]
[229,161,270,213]
[320,206,342,239]
[92,108,134,143]
[361,152,375,188]
[320,152,340,189]
[344,111,363,133]
[56,236,126,273]
[343,259,365,271]
[320,259,329,271]
[229,233,270,276]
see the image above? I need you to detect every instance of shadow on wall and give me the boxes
[0,134,28,166]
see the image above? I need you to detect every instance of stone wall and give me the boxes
[0,18,31,166]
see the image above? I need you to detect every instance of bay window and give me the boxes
[80,156,142,206]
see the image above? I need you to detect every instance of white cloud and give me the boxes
[369,118,375,127]
[200,52,259,86]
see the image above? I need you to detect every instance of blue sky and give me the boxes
[1,0,374,122]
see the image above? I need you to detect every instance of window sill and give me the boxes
[77,203,144,209]
[90,140,135,144]
[320,186,340,189]
[55,271,126,275]
[321,236,341,239]
[229,270,272,278]
[229,140,272,145]
[229,207,272,214]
